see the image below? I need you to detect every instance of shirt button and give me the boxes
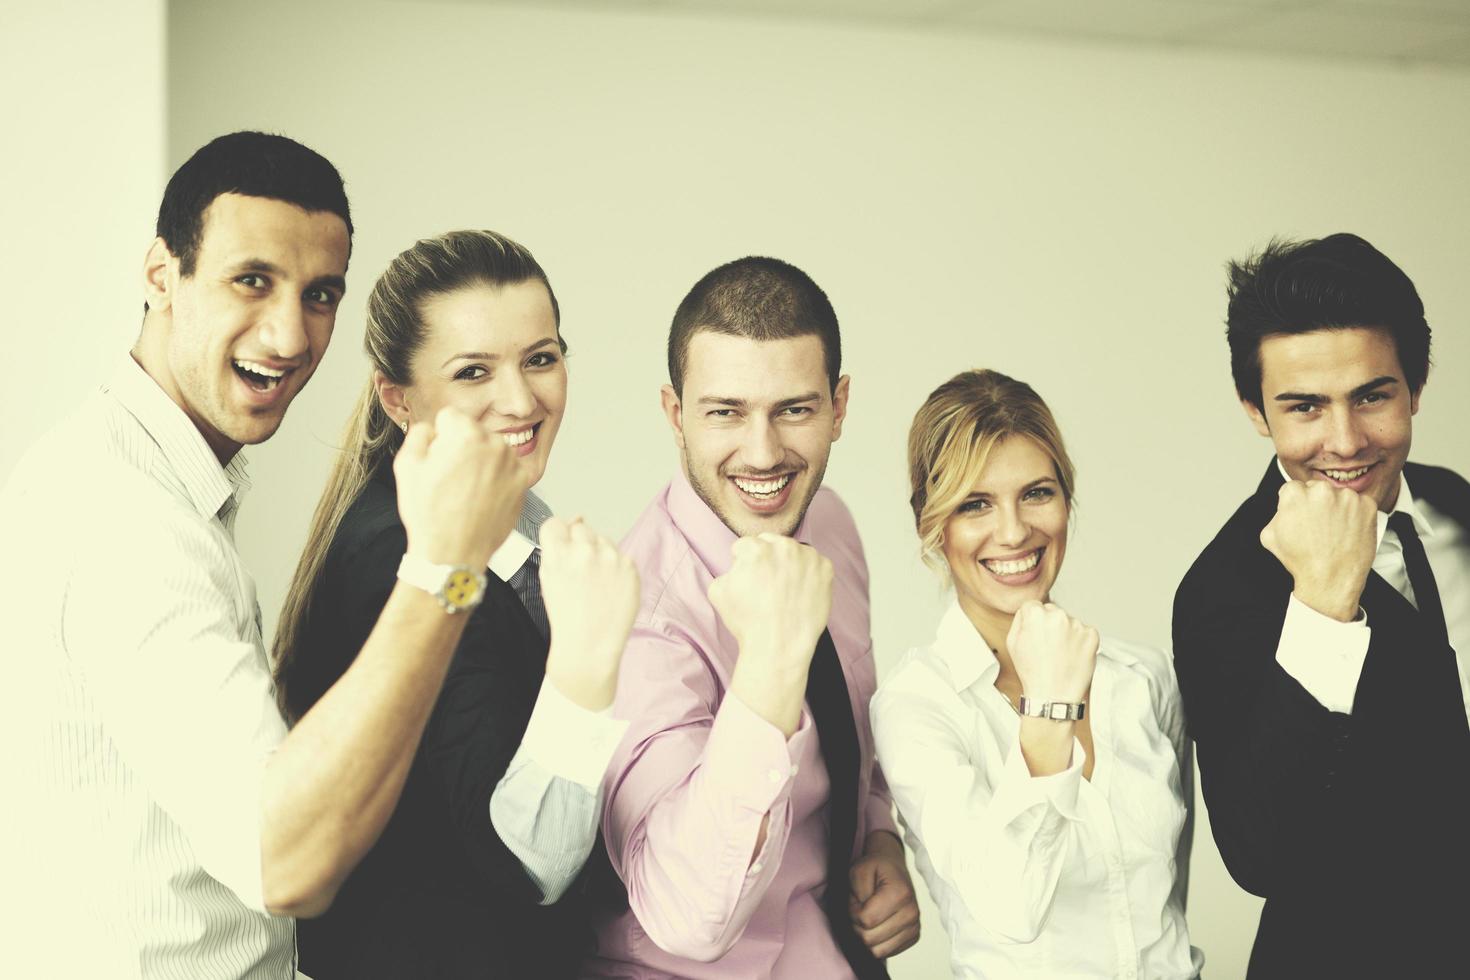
[768,769,784,784]
[790,764,800,777]
[750,862,763,874]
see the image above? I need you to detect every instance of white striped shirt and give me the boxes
[0,356,295,978]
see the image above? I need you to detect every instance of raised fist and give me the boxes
[1260,479,1377,622]
[1006,600,1099,704]
[539,517,641,711]
[710,533,834,672]
[394,406,529,568]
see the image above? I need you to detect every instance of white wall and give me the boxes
[166,3,1470,977]
[1,0,166,479]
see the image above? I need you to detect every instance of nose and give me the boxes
[739,417,784,472]
[1323,406,1370,459]
[259,293,310,361]
[490,367,537,420]
[992,502,1029,549]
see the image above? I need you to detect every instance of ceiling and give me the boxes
[470,0,1470,71]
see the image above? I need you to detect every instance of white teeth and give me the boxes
[1324,466,1370,481]
[982,550,1041,575]
[733,474,792,497]
[501,428,534,447]
[233,359,285,378]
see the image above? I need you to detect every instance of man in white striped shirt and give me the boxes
[0,132,534,978]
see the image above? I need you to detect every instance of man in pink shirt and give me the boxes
[586,257,920,979]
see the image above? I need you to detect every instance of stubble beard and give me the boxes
[684,449,828,539]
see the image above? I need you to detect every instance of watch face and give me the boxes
[444,570,482,608]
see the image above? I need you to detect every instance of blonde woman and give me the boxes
[272,230,638,978]
[870,369,1203,979]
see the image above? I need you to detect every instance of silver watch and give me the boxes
[1017,696,1087,721]
[396,553,487,614]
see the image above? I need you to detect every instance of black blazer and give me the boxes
[288,464,593,979]
[1172,460,1470,978]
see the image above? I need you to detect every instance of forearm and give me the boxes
[729,645,809,737]
[1173,602,1348,896]
[953,740,1081,942]
[1017,718,1077,776]
[614,694,801,960]
[260,584,467,916]
[491,678,627,904]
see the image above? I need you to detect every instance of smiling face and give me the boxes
[140,192,350,462]
[662,331,848,538]
[942,436,1069,631]
[382,279,565,488]
[1243,325,1419,512]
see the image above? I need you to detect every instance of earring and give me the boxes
[399,419,408,433]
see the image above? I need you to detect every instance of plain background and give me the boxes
[6,1,1470,977]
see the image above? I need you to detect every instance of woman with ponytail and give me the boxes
[274,230,638,978]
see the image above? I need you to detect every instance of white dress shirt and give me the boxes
[1,357,295,978]
[871,602,1204,980]
[486,495,628,903]
[1274,466,1470,718]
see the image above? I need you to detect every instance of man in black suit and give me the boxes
[1173,233,1470,978]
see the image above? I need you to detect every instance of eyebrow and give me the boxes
[440,337,559,369]
[225,259,346,296]
[1273,375,1399,405]
[694,391,823,410]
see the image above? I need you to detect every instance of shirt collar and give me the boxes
[487,489,551,580]
[666,467,817,577]
[931,597,1140,694]
[1379,471,1434,547]
[103,355,248,522]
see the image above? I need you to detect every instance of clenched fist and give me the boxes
[1260,479,1378,622]
[539,517,641,712]
[394,407,529,568]
[713,534,835,736]
[1006,600,1099,704]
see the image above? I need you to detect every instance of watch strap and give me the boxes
[397,553,487,614]
[1016,695,1087,721]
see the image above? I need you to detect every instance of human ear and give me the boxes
[1240,398,1272,438]
[660,384,686,451]
[374,370,411,429]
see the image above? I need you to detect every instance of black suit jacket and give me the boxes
[1172,459,1470,978]
[288,464,593,979]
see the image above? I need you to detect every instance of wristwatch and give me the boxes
[1017,696,1087,721]
[396,553,487,614]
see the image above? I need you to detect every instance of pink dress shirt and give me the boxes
[585,471,897,979]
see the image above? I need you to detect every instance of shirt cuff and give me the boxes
[1275,593,1371,714]
[522,676,630,790]
[991,729,1085,824]
[703,691,807,814]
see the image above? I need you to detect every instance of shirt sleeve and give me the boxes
[61,495,284,913]
[601,620,812,962]
[1274,594,1371,714]
[871,682,1084,945]
[490,677,628,903]
[1152,652,1196,915]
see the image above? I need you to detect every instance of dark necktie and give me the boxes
[1388,512,1451,648]
[806,628,889,980]
[508,549,549,641]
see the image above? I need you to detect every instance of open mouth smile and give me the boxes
[980,547,1045,584]
[729,472,796,513]
[233,358,289,393]
[1315,462,1378,490]
[500,422,542,456]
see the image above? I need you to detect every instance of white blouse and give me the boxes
[871,601,1204,980]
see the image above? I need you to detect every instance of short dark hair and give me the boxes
[667,256,841,395]
[1226,233,1431,409]
[155,131,353,277]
